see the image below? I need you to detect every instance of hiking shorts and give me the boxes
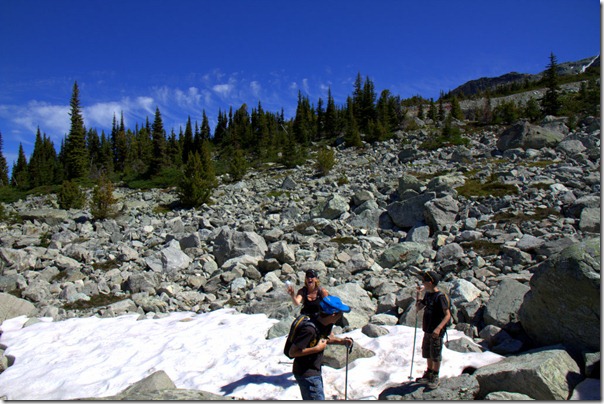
[421,332,443,361]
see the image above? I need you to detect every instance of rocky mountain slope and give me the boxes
[449,55,600,97]
[0,95,600,399]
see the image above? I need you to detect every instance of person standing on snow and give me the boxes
[414,271,451,389]
[287,269,329,317]
[287,295,353,400]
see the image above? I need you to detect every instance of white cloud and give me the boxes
[212,83,234,98]
[249,81,261,97]
[85,101,125,129]
[12,101,70,139]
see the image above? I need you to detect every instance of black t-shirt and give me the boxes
[420,291,448,335]
[292,319,333,377]
[300,286,324,317]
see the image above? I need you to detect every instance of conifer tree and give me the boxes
[541,52,562,116]
[0,132,9,187]
[344,98,362,148]
[87,128,101,176]
[450,96,464,120]
[293,92,315,145]
[64,81,89,179]
[99,131,114,175]
[200,110,211,143]
[178,140,217,208]
[182,116,194,164]
[113,112,128,172]
[11,144,29,189]
[324,88,338,138]
[167,129,182,167]
[427,99,437,121]
[90,174,117,220]
[438,97,446,121]
[228,147,248,182]
[417,103,425,120]
[149,107,167,176]
[29,128,58,187]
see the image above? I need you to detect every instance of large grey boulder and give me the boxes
[212,226,268,267]
[329,282,377,330]
[0,292,36,323]
[377,242,429,269]
[497,121,564,151]
[319,194,349,220]
[379,374,480,400]
[424,195,459,233]
[20,208,69,225]
[519,238,600,352]
[483,278,530,328]
[79,370,231,400]
[474,345,582,400]
[386,192,436,229]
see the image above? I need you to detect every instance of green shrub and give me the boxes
[315,147,336,177]
[90,175,117,220]
[58,180,86,210]
[178,152,216,208]
[228,148,248,182]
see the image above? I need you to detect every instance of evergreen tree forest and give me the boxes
[0,54,599,204]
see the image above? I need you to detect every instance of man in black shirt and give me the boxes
[415,271,451,389]
[288,295,353,400]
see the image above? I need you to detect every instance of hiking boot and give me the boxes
[415,370,431,383]
[427,372,440,389]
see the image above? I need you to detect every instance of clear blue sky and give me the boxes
[0,0,600,169]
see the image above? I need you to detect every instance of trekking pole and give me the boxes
[408,310,418,380]
[409,284,420,381]
[345,338,354,400]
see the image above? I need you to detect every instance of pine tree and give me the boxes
[90,174,117,220]
[438,97,446,121]
[11,144,29,189]
[64,81,89,179]
[344,98,363,148]
[450,96,464,120]
[29,128,58,187]
[182,116,194,164]
[149,107,167,176]
[541,52,562,116]
[0,132,9,187]
[113,112,128,172]
[200,110,211,142]
[427,99,437,121]
[324,88,338,137]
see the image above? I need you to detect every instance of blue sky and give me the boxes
[0,0,600,170]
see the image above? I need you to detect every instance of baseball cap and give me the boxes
[305,269,318,278]
[319,295,351,315]
[421,271,441,285]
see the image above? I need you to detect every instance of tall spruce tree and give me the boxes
[182,116,194,164]
[324,88,338,137]
[29,128,58,187]
[0,132,9,187]
[541,52,562,116]
[11,143,29,189]
[149,107,167,176]
[64,81,89,179]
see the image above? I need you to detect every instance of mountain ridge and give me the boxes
[449,55,600,97]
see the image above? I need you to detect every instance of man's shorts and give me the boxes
[421,332,443,361]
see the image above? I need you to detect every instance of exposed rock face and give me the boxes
[497,121,565,151]
[0,293,36,323]
[519,238,601,353]
[474,345,582,400]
